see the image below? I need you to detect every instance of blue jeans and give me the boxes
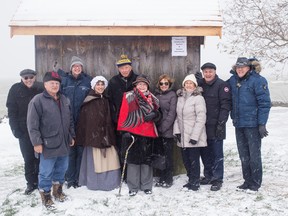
[39,154,69,192]
[200,139,224,182]
[66,145,84,185]
[235,127,262,189]
[181,147,201,186]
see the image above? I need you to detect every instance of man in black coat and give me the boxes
[6,69,44,195]
[197,63,232,191]
[107,55,138,149]
[107,55,138,180]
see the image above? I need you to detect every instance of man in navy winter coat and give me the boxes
[197,63,232,191]
[57,56,92,188]
[228,57,271,191]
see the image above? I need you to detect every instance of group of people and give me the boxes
[6,54,271,209]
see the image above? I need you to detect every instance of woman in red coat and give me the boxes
[117,74,161,196]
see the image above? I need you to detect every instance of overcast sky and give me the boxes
[1,0,35,81]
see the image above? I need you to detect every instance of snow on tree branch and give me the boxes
[220,0,288,65]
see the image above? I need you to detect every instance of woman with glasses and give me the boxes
[154,74,177,188]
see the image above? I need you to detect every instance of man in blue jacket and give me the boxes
[57,56,92,188]
[228,57,271,191]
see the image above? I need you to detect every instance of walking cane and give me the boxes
[118,135,135,196]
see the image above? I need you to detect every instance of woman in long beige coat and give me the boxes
[173,74,207,191]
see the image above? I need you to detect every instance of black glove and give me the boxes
[144,111,157,122]
[259,125,268,138]
[175,134,181,143]
[122,132,131,139]
[215,121,225,140]
[195,71,203,81]
[189,139,197,145]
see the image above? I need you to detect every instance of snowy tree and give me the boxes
[220,0,288,78]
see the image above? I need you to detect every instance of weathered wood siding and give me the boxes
[35,35,205,175]
[35,36,204,91]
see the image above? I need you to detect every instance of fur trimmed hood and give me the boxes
[231,58,262,74]
[176,86,203,97]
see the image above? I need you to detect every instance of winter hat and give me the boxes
[90,75,108,90]
[133,74,150,88]
[70,56,84,71]
[201,62,216,70]
[116,54,132,67]
[43,71,62,83]
[235,57,250,67]
[20,69,37,77]
[182,74,198,87]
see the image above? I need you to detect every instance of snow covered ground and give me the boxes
[0,106,288,216]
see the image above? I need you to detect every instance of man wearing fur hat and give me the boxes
[27,72,75,208]
[197,62,232,191]
[6,69,44,195]
[228,57,271,192]
[57,56,92,189]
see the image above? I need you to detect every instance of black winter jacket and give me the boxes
[107,71,138,124]
[198,75,231,139]
[6,81,44,139]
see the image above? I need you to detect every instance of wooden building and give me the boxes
[10,0,222,174]
[10,0,222,90]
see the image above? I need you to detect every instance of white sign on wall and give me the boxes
[172,37,187,56]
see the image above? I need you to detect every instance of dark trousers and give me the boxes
[235,127,262,189]
[154,137,174,184]
[66,145,84,185]
[181,147,201,186]
[19,136,39,187]
[200,139,224,182]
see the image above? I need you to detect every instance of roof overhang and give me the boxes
[10,0,222,37]
[10,26,222,37]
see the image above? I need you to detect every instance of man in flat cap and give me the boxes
[197,62,232,191]
[6,69,44,195]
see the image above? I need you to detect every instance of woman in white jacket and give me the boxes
[174,74,207,191]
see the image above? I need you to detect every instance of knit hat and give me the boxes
[70,56,84,71]
[90,75,108,89]
[235,57,250,67]
[43,71,62,83]
[182,74,198,87]
[20,69,37,77]
[116,54,132,67]
[201,62,216,70]
[133,74,150,88]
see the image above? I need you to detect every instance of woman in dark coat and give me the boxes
[77,76,120,191]
[117,74,161,196]
[154,74,177,188]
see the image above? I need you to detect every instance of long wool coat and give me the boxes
[173,87,207,148]
[75,90,116,148]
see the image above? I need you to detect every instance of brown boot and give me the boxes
[39,190,55,209]
[52,183,67,202]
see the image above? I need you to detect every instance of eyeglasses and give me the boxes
[23,76,35,80]
[159,82,169,86]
